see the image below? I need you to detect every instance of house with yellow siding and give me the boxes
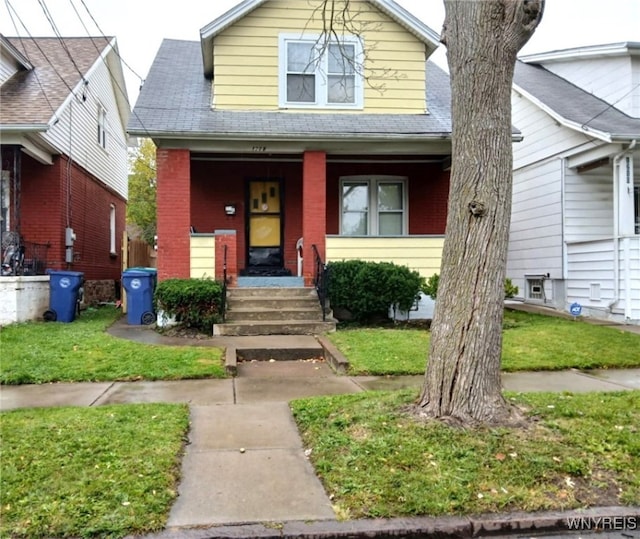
[129,0,452,331]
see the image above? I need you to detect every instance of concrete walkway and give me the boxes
[2,314,640,537]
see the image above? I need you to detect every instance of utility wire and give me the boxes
[4,0,76,95]
[37,0,86,81]
[582,80,640,130]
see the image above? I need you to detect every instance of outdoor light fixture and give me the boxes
[224,204,236,216]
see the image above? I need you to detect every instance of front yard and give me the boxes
[328,310,640,375]
[0,306,225,385]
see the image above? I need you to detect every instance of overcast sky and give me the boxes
[1,0,639,105]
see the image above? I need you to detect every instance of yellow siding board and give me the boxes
[190,236,216,279]
[326,236,444,278]
[213,0,427,113]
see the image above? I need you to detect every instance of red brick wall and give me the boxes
[190,158,304,275]
[18,154,125,281]
[302,151,327,284]
[156,149,191,280]
[326,161,449,235]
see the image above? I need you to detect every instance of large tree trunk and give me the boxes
[416,0,543,426]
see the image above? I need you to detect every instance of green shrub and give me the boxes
[155,278,224,331]
[327,260,425,323]
[504,277,519,299]
[424,272,519,300]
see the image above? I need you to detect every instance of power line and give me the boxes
[77,0,145,83]
[4,0,76,96]
[37,0,86,82]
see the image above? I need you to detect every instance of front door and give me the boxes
[246,179,284,273]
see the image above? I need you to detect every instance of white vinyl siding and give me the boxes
[507,159,563,291]
[564,166,614,242]
[511,92,589,170]
[42,53,128,200]
[0,50,20,86]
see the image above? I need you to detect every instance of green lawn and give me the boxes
[1,404,189,538]
[0,306,226,385]
[291,390,640,519]
[328,310,640,375]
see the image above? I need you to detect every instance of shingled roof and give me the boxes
[129,39,452,141]
[1,36,111,127]
[513,59,640,141]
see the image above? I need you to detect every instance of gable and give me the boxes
[203,0,435,113]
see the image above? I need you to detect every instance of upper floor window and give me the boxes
[279,34,363,109]
[97,105,107,149]
[340,176,407,236]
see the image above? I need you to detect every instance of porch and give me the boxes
[155,150,450,286]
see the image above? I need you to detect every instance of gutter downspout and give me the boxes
[610,139,637,316]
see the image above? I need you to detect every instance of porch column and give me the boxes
[215,230,238,287]
[156,149,191,280]
[302,151,327,286]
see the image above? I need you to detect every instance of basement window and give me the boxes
[526,277,545,301]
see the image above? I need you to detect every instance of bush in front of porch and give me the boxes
[327,260,425,324]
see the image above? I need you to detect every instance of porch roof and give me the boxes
[514,60,640,142]
[129,39,453,142]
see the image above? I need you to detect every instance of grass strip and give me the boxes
[328,310,640,375]
[291,390,640,519]
[0,306,225,384]
[0,403,189,538]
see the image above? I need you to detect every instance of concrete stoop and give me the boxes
[214,287,337,336]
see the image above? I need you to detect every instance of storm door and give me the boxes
[246,179,284,272]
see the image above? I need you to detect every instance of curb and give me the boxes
[132,506,639,538]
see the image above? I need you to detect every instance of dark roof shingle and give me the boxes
[1,36,110,126]
[514,60,640,139]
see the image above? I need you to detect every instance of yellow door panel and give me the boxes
[249,181,280,214]
[250,215,281,246]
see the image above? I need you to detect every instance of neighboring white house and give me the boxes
[507,42,640,324]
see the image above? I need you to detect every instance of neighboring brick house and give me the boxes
[0,35,130,317]
[129,0,453,288]
[507,43,640,325]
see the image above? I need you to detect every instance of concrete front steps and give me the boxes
[213,286,337,336]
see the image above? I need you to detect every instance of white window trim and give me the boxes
[340,175,408,236]
[109,203,116,255]
[98,104,107,150]
[278,33,364,110]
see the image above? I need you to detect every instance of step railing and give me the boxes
[221,244,228,322]
[312,244,329,321]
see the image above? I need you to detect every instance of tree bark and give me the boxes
[416,0,543,426]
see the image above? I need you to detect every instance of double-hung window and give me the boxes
[341,176,407,236]
[279,34,363,108]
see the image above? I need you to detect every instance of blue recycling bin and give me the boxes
[122,268,157,325]
[44,270,84,323]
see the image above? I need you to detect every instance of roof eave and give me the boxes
[513,83,613,143]
[127,129,452,142]
[521,42,640,64]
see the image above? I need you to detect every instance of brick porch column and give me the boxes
[156,149,191,280]
[215,230,238,287]
[302,151,327,286]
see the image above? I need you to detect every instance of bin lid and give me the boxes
[47,269,84,277]
[127,267,157,274]
[122,269,152,276]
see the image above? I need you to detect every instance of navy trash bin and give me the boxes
[122,268,157,325]
[44,270,84,323]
